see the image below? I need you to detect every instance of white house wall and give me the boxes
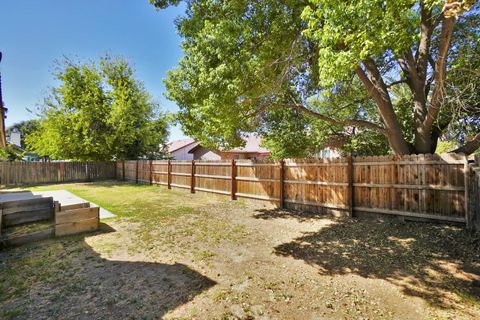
[170,147,194,160]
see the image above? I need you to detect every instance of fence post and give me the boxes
[122,161,125,181]
[191,160,196,193]
[167,160,172,189]
[392,155,398,212]
[114,161,117,180]
[86,162,91,182]
[474,168,480,232]
[465,155,471,229]
[135,160,139,184]
[231,159,236,200]
[149,160,153,185]
[347,155,354,218]
[279,159,285,209]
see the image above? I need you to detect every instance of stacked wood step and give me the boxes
[55,202,100,237]
[1,197,100,248]
[0,197,55,248]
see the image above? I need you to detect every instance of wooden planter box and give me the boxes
[55,206,100,237]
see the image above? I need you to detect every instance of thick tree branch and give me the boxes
[423,13,456,132]
[282,102,387,134]
[356,63,411,154]
[397,57,410,76]
[403,49,428,127]
[386,79,408,88]
[356,63,390,107]
[452,132,480,155]
[416,3,434,83]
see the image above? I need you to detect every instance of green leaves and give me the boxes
[302,0,421,87]
[153,0,479,155]
[27,55,169,161]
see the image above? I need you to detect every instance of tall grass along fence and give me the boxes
[118,154,479,230]
[0,161,115,186]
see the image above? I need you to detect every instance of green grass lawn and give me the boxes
[25,180,214,220]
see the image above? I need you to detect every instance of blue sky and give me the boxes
[1,0,188,141]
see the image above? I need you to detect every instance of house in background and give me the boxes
[187,144,222,161]
[215,135,271,160]
[166,139,198,160]
[167,135,341,161]
[167,135,271,161]
[7,127,21,147]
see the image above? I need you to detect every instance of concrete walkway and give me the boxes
[0,190,115,219]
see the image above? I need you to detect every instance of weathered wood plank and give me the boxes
[194,187,231,196]
[235,192,280,202]
[2,202,53,215]
[55,207,99,225]
[55,217,99,237]
[60,202,90,211]
[1,197,53,208]
[3,208,53,227]
[354,206,466,223]
[1,228,55,247]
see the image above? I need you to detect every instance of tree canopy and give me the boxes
[27,55,169,161]
[151,0,479,156]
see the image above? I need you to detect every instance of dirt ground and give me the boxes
[1,182,480,319]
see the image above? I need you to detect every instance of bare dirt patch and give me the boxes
[1,182,479,319]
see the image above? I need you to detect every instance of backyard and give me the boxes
[1,181,479,319]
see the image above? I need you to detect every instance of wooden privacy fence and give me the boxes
[117,153,474,226]
[0,161,116,186]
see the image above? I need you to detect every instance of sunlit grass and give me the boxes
[18,180,225,222]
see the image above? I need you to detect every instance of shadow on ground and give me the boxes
[256,208,480,309]
[0,223,216,319]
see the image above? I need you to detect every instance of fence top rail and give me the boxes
[0,161,114,164]
[115,152,467,166]
[353,153,467,163]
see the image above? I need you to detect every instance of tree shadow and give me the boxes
[266,212,480,309]
[0,223,216,318]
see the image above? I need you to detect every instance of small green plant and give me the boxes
[193,250,217,261]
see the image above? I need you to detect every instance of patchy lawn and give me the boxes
[1,181,479,319]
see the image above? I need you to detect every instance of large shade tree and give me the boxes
[27,55,169,161]
[152,0,479,155]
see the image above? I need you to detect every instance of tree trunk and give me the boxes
[414,128,436,154]
[356,64,411,155]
